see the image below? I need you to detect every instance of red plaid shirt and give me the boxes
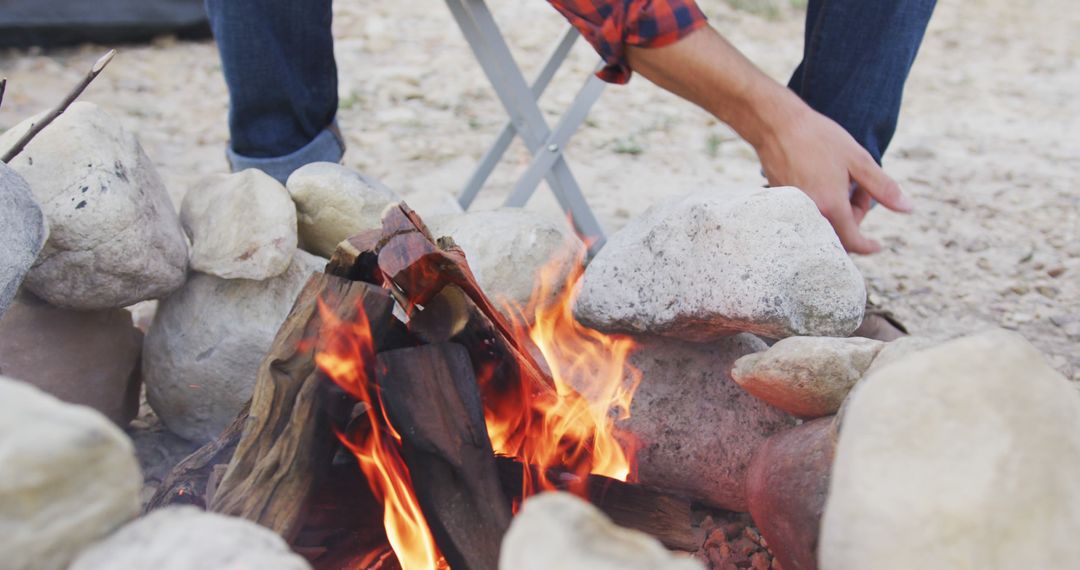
[548,0,708,84]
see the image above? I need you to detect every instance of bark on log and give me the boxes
[209,273,395,541]
[377,343,512,570]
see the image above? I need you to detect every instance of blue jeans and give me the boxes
[205,0,343,183]
[788,0,937,163]
[206,0,935,182]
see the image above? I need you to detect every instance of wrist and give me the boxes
[719,77,808,152]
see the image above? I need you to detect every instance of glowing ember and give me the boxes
[315,250,642,569]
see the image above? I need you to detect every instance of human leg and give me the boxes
[205,0,343,182]
[788,0,937,163]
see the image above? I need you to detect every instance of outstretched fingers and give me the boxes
[827,201,882,255]
[850,154,913,214]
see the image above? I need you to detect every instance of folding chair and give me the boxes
[445,0,608,253]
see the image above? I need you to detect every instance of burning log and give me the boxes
[209,273,397,541]
[376,343,512,570]
[495,458,705,552]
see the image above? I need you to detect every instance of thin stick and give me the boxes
[0,78,7,111]
[1,49,116,163]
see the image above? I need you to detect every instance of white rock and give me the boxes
[500,492,704,570]
[864,335,939,375]
[70,506,311,570]
[427,208,585,317]
[180,169,297,280]
[0,163,47,317]
[0,102,188,309]
[610,334,795,511]
[820,329,1080,570]
[0,376,141,570]
[732,336,884,418]
[574,187,866,340]
[286,162,399,257]
[143,250,324,443]
[401,187,465,219]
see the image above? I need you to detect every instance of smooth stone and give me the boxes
[0,376,141,570]
[427,208,585,318]
[0,163,47,317]
[143,250,324,443]
[286,162,398,257]
[820,329,1080,570]
[500,492,704,570]
[69,506,311,570]
[180,169,297,280]
[746,416,837,570]
[574,187,866,341]
[401,187,465,219]
[864,335,939,375]
[611,334,796,511]
[0,102,188,309]
[732,336,884,418]
[0,291,142,425]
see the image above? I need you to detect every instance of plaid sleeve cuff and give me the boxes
[548,0,709,84]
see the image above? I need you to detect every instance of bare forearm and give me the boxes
[626,26,804,150]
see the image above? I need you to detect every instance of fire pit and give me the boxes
[146,203,711,569]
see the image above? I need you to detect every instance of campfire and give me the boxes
[147,203,700,569]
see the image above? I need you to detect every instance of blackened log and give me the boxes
[377,343,512,570]
[496,458,705,552]
[326,229,384,284]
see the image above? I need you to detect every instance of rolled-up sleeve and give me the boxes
[548,0,708,84]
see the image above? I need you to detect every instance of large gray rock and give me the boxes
[0,376,141,570]
[143,251,324,443]
[820,329,1080,570]
[180,169,297,280]
[428,208,585,317]
[286,162,399,257]
[732,336,884,418]
[0,291,142,425]
[606,334,796,511]
[70,506,311,570]
[0,163,47,317]
[574,187,866,340]
[500,492,704,570]
[0,102,188,309]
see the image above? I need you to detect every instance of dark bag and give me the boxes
[0,0,210,48]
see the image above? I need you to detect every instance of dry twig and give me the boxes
[1,49,116,163]
[0,78,7,111]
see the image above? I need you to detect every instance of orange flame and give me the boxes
[314,247,642,569]
[493,250,642,497]
[315,300,443,570]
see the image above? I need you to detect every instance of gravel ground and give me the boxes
[1,0,1075,378]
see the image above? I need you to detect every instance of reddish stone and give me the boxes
[745,416,836,570]
[0,292,142,425]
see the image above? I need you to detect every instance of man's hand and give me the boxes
[756,104,913,253]
[626,27,912,254]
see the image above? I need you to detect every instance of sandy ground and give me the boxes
[1,0,1076,378]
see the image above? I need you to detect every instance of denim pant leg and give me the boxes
[205,0,343,183]
[788,0,936,163]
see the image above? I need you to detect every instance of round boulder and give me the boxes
[0,102,189,309]
[143,250,325,443]
[180,169,297,280]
